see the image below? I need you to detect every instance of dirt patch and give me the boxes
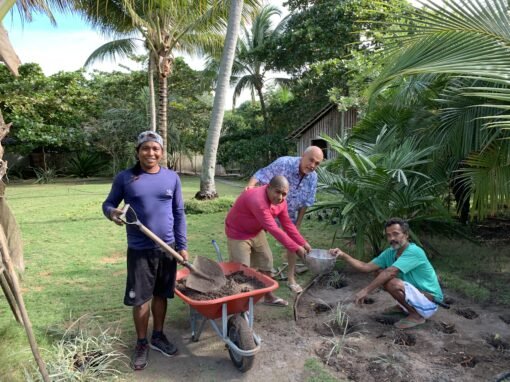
[99,252,124,264]
[450,353,478,368]
[486,334,510,351]
[472,217,510,245]
[134,268,510,382]
[291,268,510,382]
[363,297,376,304]
[393,331,416,346]
[434,321,457,334]
[455,307,479,319]
[320,271,348,289]
[374,315,401,326]
[500,314,510,324]
[176,271,265,300]
[313,302,331,314]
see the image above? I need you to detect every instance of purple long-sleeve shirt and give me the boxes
[102,166,187,251]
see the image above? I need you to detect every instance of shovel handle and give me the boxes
[137,224,192,269]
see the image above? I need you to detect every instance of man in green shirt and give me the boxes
[330,218,443,329]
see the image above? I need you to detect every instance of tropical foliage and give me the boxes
[315,130,452,258]
[230,4,287,130]
[368,0,510,220]
[79,0,246,165]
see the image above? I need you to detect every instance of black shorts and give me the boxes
[124,246,177,307]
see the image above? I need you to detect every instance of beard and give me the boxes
[390,241,402,250]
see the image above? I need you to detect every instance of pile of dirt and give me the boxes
[176,271,265,301]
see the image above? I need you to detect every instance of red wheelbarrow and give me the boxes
[174,262,278,372]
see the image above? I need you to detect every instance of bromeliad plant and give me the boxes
[315,128,451,259]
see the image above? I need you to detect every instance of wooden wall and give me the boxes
[296,108,357,158]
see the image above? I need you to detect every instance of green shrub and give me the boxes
[33,167,58,184]
[66,152,107,178]
[185,197,235,214]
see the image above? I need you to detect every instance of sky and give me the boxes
[4,4,289,108]
[4,11,136,74]
[4,7,282,74]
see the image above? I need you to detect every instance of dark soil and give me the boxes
[486,334,510,351]
[434,321,457,334]
[455,307,479,319]
[393,331,416,346]
[374,315,401,326]
[500,314,510,324]
[176,271,265,300]
[313,302,331,314]
[294,267,510,382]
[471,217,510,245]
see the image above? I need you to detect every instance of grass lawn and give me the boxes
[0,176,508,380]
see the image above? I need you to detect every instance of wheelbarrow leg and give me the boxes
[190,307,207,342]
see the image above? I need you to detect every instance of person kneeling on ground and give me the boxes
[330,217,443,329]
[225,175,312,307]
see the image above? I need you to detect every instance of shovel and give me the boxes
[119,204,226,293]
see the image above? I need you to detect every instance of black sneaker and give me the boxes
[131,343,149,371]
[150,333,178,357]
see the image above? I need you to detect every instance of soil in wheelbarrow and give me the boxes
[176,271,266,300]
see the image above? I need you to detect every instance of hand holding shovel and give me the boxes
[117,204,226,293]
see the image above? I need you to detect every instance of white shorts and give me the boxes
[398,281,438,319]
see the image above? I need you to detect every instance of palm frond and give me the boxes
[84,38,140,67]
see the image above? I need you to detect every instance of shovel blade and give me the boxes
[186,256,226,293]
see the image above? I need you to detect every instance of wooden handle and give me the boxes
[138,224,186,264]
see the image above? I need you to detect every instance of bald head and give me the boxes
[300,146,324,176]
[266,176,289,205]
[269,175,289,190]
[304,146,324,158]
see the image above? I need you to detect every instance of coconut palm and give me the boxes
[230,4,288,131]
[78,0,241,165]
[368,0,510,220]
[85,38,158,131]
[197,0,245,199]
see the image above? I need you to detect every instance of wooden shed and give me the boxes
[286,103,358,159]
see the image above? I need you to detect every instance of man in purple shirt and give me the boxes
[246,146,324,293]
[103,131,188,371]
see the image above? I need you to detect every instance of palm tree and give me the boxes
[230,4,287,131]
[197,0,245,199]
[85,38,158,131]
[368,0,510,220]
[78,0,234,165]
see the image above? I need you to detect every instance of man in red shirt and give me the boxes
[225,176,311,306]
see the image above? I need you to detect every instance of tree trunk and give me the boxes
[196,0,244,200]
[148,53,157,132]
[256,85,268,133]
[451,175,470,224]
[157,55,173,167]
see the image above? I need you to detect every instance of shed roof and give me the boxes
[286,103,336,140]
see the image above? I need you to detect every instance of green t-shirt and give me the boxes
[371,243,443,302]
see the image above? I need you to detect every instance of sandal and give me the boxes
[262,297,288,307]
[382,305,408,315]
[287,282,303,294]
[394,317,425,329]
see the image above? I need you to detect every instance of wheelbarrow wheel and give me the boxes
[227,314,255,372]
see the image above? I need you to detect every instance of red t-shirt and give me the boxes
[225,185,307,252]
